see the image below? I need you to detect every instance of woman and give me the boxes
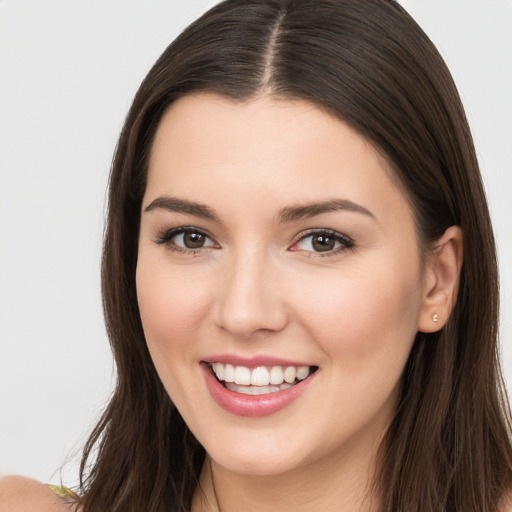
[1,0,511,510]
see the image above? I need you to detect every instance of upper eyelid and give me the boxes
[293,228,353,242]
[160,226,212,236]
[155,226,217,244]
[153,226,353,248]
[289,229,355,254]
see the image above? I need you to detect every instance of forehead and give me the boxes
[145,93,412,227]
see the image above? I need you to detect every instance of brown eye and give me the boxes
[312,234,336,252]
[155,228,217,252]
[291,230,354,255]
[183,232,206,248]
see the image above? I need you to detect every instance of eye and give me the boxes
[155,227,218,252]
[290,230,354,255]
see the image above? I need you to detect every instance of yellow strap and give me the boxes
[46,484,78,501]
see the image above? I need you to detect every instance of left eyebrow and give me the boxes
[143,196,220,222]
[277,199,375,223]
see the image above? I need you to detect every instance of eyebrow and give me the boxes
[143,195,374,223]
[144,196,219,221]
[277,199,375,223]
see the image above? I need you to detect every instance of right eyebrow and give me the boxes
[277,198,375,223]
[143,196,220,222]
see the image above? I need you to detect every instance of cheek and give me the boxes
[135,257,218,415]
[290,260,422,368]
[135,259,214,361]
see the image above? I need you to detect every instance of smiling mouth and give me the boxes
[208,362,318,396]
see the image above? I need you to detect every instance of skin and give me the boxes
[0,476,70,512]
[0,94,485,511]
[136,93,463,511]
[0,93,463,512]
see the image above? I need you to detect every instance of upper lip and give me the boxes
[202,354,314,368]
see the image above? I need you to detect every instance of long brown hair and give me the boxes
[76,1,512,510]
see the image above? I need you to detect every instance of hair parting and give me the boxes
[72,1,512,510]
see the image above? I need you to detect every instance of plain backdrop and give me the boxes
[1,0,511,485]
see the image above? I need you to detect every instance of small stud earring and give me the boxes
[432,313,439,322]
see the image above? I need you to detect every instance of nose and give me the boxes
[214,249,289,339]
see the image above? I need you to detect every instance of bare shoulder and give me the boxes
[0,475,72,512]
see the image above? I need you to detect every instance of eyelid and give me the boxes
[153,226,353,256]
[154,226,219,251]
[289,228,355,255]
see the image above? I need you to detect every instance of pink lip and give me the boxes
[203,354,312,368]
[201,362,316,417]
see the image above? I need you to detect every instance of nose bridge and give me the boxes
[215,244,287,338]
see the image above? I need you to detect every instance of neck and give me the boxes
[192,433,384,512]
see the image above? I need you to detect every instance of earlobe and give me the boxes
[417,226,463,333]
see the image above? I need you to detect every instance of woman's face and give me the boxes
[136,93,427,476]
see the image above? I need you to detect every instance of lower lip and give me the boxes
[201,363,315,417]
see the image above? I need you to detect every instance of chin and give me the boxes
[210,448,305,477]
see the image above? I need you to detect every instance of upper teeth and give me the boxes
[211,362,311,386]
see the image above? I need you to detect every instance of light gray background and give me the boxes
[1,0,511,485]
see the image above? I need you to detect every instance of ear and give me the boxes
[417,226,463,333]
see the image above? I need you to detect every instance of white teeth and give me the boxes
[224,364,235,383]
[225,382,295,395]
[251,366,270,386]
[283,366,296,384]
[212,362,224,381]
[269,366,284,385]
[234,366,251,385]
[296,366,309,380]
[210,362,313,390]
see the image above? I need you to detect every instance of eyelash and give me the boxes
[154,227,355,256]
[154,227,218,255]
[291,229,355,257]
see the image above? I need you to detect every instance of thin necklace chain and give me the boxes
[209,458,222,512]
